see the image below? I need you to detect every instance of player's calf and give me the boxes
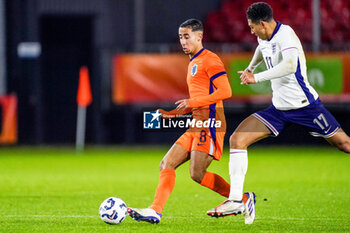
[338,141,350,153]
[327,131,350,154]
[189,150,214,184]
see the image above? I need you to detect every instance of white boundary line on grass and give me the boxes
[257,217,340,221]
[1,215,96,218]
[0,215,341,221]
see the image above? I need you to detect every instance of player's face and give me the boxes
[248,19,268,40]
[179,27,203,56]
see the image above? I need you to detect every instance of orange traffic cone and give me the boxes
[76,66,92,152]
[77,66,92,107]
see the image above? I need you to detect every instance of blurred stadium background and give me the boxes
[1,1,350,232]
[0,0,350,146]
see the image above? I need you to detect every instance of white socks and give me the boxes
[228,149,248,201]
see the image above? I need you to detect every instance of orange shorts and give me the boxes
[175,128,225,160]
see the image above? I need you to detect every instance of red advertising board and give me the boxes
[0,95,17,144]
[113,53,350,104]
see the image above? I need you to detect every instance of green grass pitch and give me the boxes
[0,146,349,232]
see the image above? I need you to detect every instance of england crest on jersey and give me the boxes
[191,64,198,76]
[272,43,277,54]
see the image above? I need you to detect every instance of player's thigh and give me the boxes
[159,143,190,170]
[290,100,340,138]
[189,150,214,182]
[189,127,223,160]
[326,129,350,153]
[230,115,271,149]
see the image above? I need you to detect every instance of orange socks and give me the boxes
[200,171,230,198]
[150,169,176,213]
[149,169,246,213]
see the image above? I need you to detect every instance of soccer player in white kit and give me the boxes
[207,2,350,224]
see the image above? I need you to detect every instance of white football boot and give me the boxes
[127,207,161,224]
[207,199,245,217]
[243,192,256,224]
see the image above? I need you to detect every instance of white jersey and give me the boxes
[257,22,318,110]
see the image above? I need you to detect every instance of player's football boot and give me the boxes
[127,207,161,224]
[243,192,256,224]
[207,199,245,217]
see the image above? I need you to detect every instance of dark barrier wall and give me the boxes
[5,0,350,145]
[108,53,350,146]
[5,0,222,144]
[112,53,350,104]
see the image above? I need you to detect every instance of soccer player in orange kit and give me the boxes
[127,18,244,224]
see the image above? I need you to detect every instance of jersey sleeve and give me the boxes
[189,56,232,108]
[254,48,298,82]
[188,75,232,108]
[254,27,299,82]
[247,45,263,72]
[204,55,227,78]
[279,27,298,51]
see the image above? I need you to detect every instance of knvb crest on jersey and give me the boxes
[191,64,198,76]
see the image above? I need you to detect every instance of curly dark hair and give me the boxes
[246,2,273,24]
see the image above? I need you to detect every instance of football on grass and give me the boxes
[99,197,127,224]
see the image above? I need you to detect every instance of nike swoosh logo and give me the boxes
[197,143,205,146]
[324,127,331,134]
[109,211,117,220]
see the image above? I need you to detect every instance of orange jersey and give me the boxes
[187,48,231,108]
[186,48,231,122]
[174,48,231,160]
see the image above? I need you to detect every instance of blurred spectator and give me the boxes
[204,0,350,51]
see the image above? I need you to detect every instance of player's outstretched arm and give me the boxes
[254,48,298,83]
[238,70,256,85]
[187,75,232,108]
[247,45,263,72]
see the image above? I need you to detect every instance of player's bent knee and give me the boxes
[159,158,178,170]
[190,174,202,183]
[159,159,171,171]
[190,170,204,183]
[230,132,248,149]
[159,160,165,171]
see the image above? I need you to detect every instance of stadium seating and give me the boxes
[204,0,350,48]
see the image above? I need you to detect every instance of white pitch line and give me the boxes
[0,215,342,221]
[167,216,341,221]
[1,215,96,218]
[257,217,341,221]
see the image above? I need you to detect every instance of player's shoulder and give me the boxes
[280,23,294,32]
[201,49,223,64]
[278,24,296,37]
